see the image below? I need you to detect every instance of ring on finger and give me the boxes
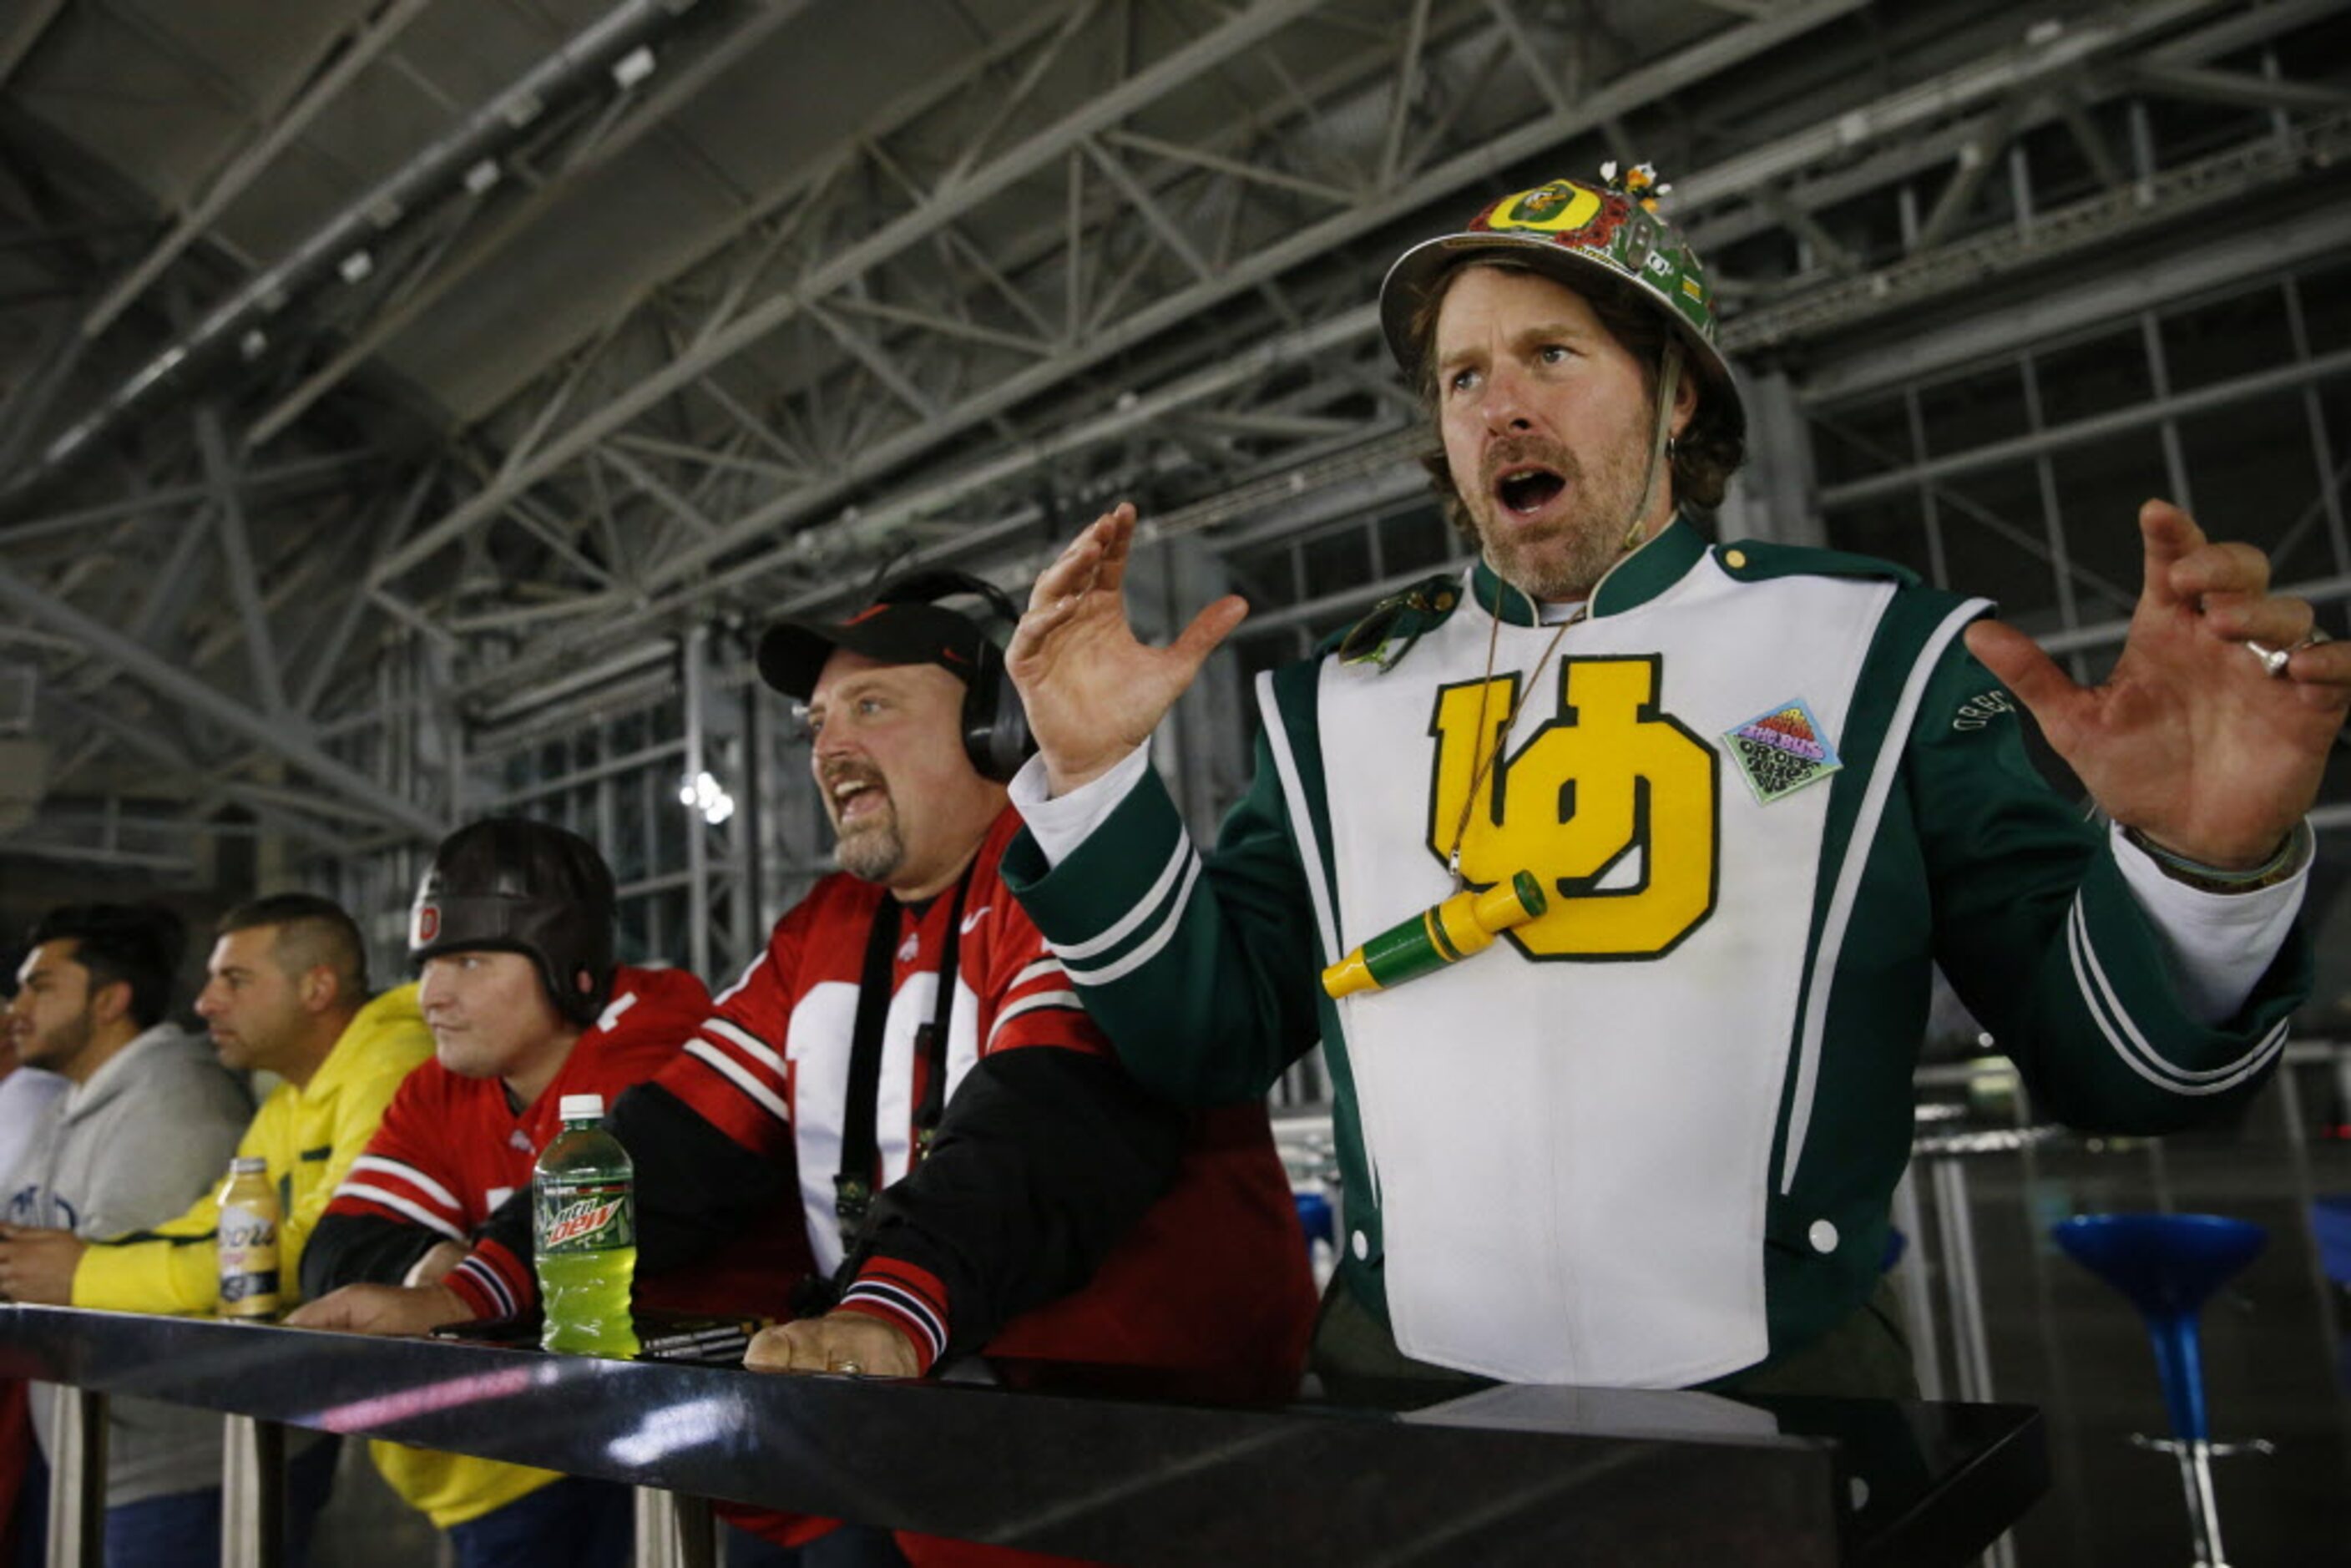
[2247,640,2291,678]
[832,1358,864,1376]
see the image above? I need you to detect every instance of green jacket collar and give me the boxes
[1469,515,1708,626]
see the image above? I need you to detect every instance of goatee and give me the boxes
[836,820,905,885]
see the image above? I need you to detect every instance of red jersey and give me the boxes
[327,964,810,1319]
[661,810,1314,1389]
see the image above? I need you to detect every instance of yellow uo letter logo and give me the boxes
[1427,655,1716,959]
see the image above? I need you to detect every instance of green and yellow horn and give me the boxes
[1322,871,1548,1000]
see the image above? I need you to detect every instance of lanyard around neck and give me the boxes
[832,863,973,1252]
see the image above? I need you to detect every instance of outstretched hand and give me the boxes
[1963,499,2348,867]
[1008,502,1249,794]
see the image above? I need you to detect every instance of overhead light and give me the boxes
[679,770,734,826]
[611,47,655,90]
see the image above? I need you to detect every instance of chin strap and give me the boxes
[1619,341,1685,555]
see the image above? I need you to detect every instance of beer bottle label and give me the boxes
[219,1201,281,1314]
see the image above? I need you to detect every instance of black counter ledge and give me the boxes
[0,1304,2044,1566]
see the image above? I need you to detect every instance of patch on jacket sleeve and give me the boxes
[1724,697,1843,804]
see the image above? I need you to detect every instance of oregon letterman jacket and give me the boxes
[1002,518,2313,1388]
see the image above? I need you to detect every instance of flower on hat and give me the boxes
[1600,159,1672,213]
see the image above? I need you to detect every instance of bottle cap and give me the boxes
[558,1093,604,1121]
[231,1156,267,1175]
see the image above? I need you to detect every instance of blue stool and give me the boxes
[2051,1213,2270,1568]
[1293,1188,1335,1252]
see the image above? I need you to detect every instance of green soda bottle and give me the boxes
[533,1093,640,1358]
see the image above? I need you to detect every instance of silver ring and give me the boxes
[832,1358,863,1376]
[2247,640,2290,678]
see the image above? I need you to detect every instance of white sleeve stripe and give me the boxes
[1256,667,1339,964]
[985,989,1084,1046]
[454,1257,517,1319]
[331,1184,467,1242]
[1010,957,1066,991]
[684,1039,792,1124]
[840,1281,946,1360]
[2066,898,2289,1093]
[346,1155,462,1212]
[2070,898,2275,1085]
[1780,595,1982,1196]
[1057,853,1201,988]
[700,1021,786,1076]
[1051,835,1196,961]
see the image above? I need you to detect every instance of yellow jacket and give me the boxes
[69,985,554,1529]
[366,1445,561,1530]
[73,985,433,1313]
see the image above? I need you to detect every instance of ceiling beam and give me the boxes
[79,0,439,337]
[368,0,1335,588]
[0,0,66,89]
[0,560,443,839]
[1,0,712,512]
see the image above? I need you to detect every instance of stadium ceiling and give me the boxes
[1,0,2345,857]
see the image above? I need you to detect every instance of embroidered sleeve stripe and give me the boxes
[703,1016,781,1066]
[858,1255,950,1302]
[839,1260,950,1367]
[1052,837,1196,962]
[330,1183,468,1242]
[346,1156,462,1214]
[447,1253,519,1321]
[683,1039,792,1125]
[985,989,1085,1048]
[2065,898,2291,1095]
[1009,957,1066,991]
[666,1059,787,1157]
[1781,596,1981,1196]
[1056,852,1202,988]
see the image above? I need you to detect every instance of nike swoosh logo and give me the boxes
[960,905,991,935]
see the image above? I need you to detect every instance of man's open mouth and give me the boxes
[829,773,887,824]
[1494,465,1565,516]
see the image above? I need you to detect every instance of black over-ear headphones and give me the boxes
[873,569,1035,783]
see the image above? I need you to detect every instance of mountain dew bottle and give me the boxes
[533,1094,640,1358]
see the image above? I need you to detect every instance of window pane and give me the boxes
[1823,497,1936,582]
[1919,363,2033,456]
[2046,429,2171,619]
[2162,285,2293,397]
[2030,327,2145,430]
[1934,462,2063,630]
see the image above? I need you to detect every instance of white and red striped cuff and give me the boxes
[444,1237,533,1322]
[836,1257,950,1374]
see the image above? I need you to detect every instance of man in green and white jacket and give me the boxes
[993,168,2350,1396]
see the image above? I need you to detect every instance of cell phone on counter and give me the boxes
[427,1309,769,1363]
[427,1313,538,1346]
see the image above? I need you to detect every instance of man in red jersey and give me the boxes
[301,579,1315,1566]
[294,818,811,1567]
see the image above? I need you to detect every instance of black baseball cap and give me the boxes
[756,599,988,701]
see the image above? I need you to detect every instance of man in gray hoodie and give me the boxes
[0,903,251,1566]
